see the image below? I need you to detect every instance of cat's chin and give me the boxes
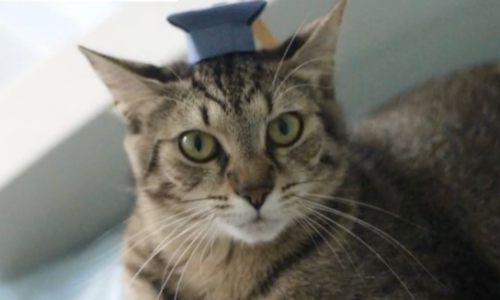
[217,218,288,245]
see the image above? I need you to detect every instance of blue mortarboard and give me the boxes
[167,1,267,64]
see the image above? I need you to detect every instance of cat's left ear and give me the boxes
[288,0,348,70]
[78,46,169,121]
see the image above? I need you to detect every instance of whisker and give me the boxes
[328,221,367,286]
[302,198,439,284]
[123,206,203,247]
[300,213,346,270]
[80,206,203,284]
[274,83,333,104]
[303,193,427,230]
[199,227,217,263]
[128,209,213,289]
[292,195,366,286]
[291,199,365,283]
[208,228,217,258]
[293,216,321,253]
[129,220,197,290]
[156,222,208,300]
[158,224,209,300]
[123,208,206,257]
[197,224,217,288]
[273,55,332,99]
[301,204,417,300]
[174,222,213,300]
[159,65,197,102]
[282,178,333,191]
[182,195,227,202]
[91,205,195,247]
[270,12,312,90]
[161,95,194,111]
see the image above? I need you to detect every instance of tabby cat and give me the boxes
[80,0,500,299]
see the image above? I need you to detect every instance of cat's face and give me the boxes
[81,1,347,244]
[134,55,347,244]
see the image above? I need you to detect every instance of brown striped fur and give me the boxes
[80,0,500,299]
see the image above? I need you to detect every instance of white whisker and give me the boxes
[301,204,416,300]
[303,193,426,230]
[295,216,321,252]
[274,83,333,104]
[75,208,204,290]
[128,209,213,289]
[273,55,331,99]
[303,198,439,284]
[122,206,202,252]
[161,95,195,111]
[159,65,197,102]
[157,223,209,300]
[197,227,217,288]
[270,12,312,89]
[300,213,346,270]
[174,222,213,300]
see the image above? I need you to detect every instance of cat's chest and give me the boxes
[162,241,268,300]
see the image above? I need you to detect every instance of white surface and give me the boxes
[0,2,120,87]
[0,1,182,191]
[0,2,122,185]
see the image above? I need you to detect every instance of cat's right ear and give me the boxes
[78,46,166,119]
[277,0,348,71]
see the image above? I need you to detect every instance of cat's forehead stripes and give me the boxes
[190,76,229,112]
[199,105,210,126]
[190,54,275,115]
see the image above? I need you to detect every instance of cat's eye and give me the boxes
[267,113,303,147]
[179,130,218,162]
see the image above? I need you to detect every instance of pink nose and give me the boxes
[238,186,272,210]
[227,169,274,210]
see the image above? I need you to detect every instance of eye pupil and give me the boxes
[194,135,202,152]
[278,119,288,135]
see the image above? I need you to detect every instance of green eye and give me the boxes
[179,130,218,162]
[267,113,303,147]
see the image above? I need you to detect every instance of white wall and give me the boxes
[0,2,120,87]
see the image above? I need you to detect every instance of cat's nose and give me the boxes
[227,160,275,210]
[239,186,272,210]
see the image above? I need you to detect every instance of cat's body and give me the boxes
[80,1,500,299]
[348,63,500,299]
[120,62,500,300]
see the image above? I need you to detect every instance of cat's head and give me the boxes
[81,0,348,244]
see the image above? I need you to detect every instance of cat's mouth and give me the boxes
[238,214,281,227]
[217,214,287,244]
[251,214,265,223]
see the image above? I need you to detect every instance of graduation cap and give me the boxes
[167,1,267,64]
